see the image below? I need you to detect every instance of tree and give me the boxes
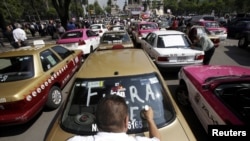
[51,0,71,29]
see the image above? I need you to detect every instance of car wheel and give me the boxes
[90,46,94,53]
[46,86,62,110]
[238,36,248,48]
[175,85,190,106]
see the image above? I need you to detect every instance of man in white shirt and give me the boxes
[67,95,161,141]
[12,23,28,48]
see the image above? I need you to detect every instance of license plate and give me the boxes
[178,56,187,61]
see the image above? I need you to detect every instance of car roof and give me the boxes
[0,44,56,57]
[151,30,184,35]
[76,48,157,78]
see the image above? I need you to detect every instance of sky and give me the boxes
[88,0,125,10]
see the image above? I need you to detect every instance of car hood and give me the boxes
[154,47,204,55]
[182,65,250,84]
[45,115,196,141]
[0,78,41,102]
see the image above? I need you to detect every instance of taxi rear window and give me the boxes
[101,32,130,43]
[0,56,34,82]
[61,73,175,135]
[61,31,83,39]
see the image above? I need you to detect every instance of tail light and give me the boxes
[112,44,124,49]
[195,54,204,60]
[157,57,169,62]
[1,100,27,111]
[78,40,86,45]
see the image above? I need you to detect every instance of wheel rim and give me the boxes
[176,89,189,106]
[52,89,62,105]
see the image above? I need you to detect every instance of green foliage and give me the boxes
[164,0,250,15]
[0,0,250,28]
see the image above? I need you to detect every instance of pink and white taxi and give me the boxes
[56,28,100,55]
[176,65,250,133]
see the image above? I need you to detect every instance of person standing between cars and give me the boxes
[191,28,215,65]
[12,23,28,48]
[67,95,161,141]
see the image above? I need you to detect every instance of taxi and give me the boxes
[45,47,196,141]
[131,21,159,47]
[97,30,134,50]
[0,41,83,126]
[176,65,250,133]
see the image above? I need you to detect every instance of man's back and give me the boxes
[68,132,159,141]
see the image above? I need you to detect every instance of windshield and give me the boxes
[0,56,34,82]
[61,73,175,135]
[214,82,250,124]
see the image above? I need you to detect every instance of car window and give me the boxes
[61,73,175,135]
[145,33,156,46]
[101,32,130,43]
[90,25,101,29]
[61,31,83,39]
[52,45,72,59]
[139,23,158,30]
[86,30,98,37]
[0,56,34,82]
[205,22,219,28]
[40,49,60,71]
[214,82,250,124]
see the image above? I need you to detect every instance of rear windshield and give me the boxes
[101,32,131,43]
[61,73,175,135]
[139,23,158,30]
[61,31,83,39]
[90,25,101,29]
[0,56,34,82]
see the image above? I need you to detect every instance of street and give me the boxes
[0,38,250,141]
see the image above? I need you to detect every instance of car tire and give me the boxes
[175,85,190,106]
[46,86,62,110]
[238,36,248,48]
[90,46,94,53]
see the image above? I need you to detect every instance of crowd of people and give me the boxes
[0,15,216,64]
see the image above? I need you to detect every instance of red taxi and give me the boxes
[176,65,250,133]
[0,43,83,126]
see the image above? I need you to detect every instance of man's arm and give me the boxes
[143,106,161,141]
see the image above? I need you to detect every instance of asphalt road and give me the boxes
[0,38,250,141]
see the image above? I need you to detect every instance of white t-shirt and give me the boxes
[67,132,160,141]
[12,28,27,42]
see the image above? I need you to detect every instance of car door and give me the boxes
[51,46,81,86]
[86,30,100,49]
[142,33,157,59]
